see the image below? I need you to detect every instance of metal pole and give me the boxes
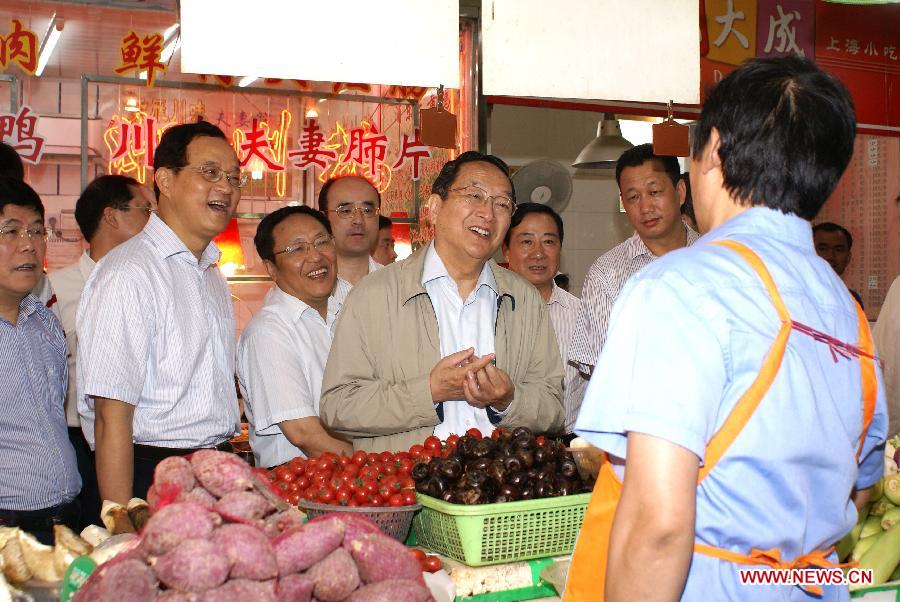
[80,75,88,190]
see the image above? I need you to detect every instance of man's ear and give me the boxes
[676,178,687,208]
[703,128,723,174]
[263,259,277,280]
[154,167,173,201]
[425,193,443,226]
[101,206,118,228]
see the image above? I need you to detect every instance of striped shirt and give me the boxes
[1,295,80,510]
[77,213,240,449]
[547,284,589,433]
[569,225,700,374]
[237,281,349,468]
[334,256,382,306]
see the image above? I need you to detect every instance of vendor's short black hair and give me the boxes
[691,56,855,220]
[504,202,564,246]
[153,121,228,200]
[0,142,24,180]
[254,205,331,263]
[431,151,515,203]
[615,144,681,188]
[813,222,853,251]
[0,176,44,219]
[75,174,141,242]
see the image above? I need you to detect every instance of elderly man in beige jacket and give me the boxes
[320,152,564,452]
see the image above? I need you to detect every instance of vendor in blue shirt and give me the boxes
[566,56,887,601]
[0,177,81,544]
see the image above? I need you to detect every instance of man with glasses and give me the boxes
[321,151,564,452]
[49,174,152,528]
[0,176,81,544]
[78,122,244,505]
[318,175,383,290]
[237,206,352,468]
[371,215,398,265]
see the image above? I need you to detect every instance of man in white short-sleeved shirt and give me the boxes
[237,205,352,468]
[568,144,698,377]
[77,122,244,505]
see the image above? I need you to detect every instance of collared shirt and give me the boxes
[77,213,239,449]
[334,256,382,306]
[422,243,500,439]
[32,273,60,320]
[547,284,588,433]
[0,295,80,510]
[575,207,887,601]
[874,275,900,437]
[237,281,349,468]
[48,251,96,427]
[569,225,699,373]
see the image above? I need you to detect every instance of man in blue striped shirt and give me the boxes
[0,176,81,544]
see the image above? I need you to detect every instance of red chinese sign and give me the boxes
[0,106,45,164]
[815,1,900,129]
[114,30,167,86]
[0,19,38,74]
[392,128,431,181]
[103,111,173,184]
[288,119,337,170]
[700,1,900,130]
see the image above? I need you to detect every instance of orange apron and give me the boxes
[564,240,878,601]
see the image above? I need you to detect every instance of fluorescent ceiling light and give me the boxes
[237,76,259,88]
[138,23,179,79]
[35,13,63,76]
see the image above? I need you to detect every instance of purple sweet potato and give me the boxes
[274,520,345,575]
[263,507,306,538]
[198,579,276,602]
[347,579,431,602]
[154,456,196,495]
[147,484,161,514]
[349,533,422,584]
[190,450,254,497]
[157,592,194,602]
[308,512,383,549]
[306,548,360,602]
[99,559,157,602]
[141,502,218,556]
[214,490,274,522]
[152,538,230,592]
[211,523,277,580]
[177,486,217,508]
[277,573,314,602]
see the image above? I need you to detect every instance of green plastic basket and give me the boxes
[413,493,590,566]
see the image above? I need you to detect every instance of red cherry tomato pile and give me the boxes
[266,428,507,507]
[410,548,443,573]
[267,451,418,507]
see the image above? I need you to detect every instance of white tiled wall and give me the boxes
[489,105,633,297]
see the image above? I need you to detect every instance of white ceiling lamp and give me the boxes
[237,76,259,88]
[139,23,179,80]
[572,113,634,170]
[35,13,64,76]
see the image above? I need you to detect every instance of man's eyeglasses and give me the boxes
[449,186,516,216]
[183,164,250,189]
[0,225,48,245]
[274,236,335,258]
[326,205,379,220]
[118,205,155,214]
